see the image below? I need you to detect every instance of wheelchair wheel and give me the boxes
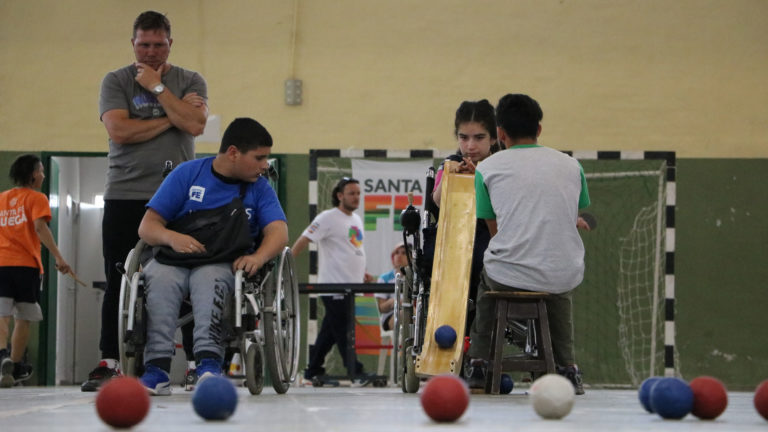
[244,341,264,395]
[397,267,420,393]
[263,247,300,394]
[391,273,402,387]
[402,346,420,394]
[118,240,146,377]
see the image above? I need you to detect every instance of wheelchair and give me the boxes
[394,167,547,393]
[117,240,300,395]
[394,170,436,393]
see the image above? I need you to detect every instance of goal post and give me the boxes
[573,151,676,387]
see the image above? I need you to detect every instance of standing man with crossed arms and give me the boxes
[82,10,208,392]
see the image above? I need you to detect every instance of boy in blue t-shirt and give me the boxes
[136,117,288,395]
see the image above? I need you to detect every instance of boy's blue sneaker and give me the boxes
[196,358,222,385]
[140,364,171,396]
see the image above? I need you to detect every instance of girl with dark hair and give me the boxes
[422,100,501,339]
[432,99,501,207]
[0,154,72,387]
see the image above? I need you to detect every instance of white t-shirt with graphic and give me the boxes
[302,207,366,284]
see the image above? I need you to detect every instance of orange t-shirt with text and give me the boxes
[0,188,52,273]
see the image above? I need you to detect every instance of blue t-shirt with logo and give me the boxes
[147,157,286,239]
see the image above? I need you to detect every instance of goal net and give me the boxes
[575,158,669,386]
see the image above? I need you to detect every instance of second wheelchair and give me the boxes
[117,241,300,394]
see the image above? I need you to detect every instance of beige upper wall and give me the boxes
[1,0,766,157]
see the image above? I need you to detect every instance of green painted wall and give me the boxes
[675,159,768,390]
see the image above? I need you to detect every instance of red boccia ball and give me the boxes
[755,379,768,421]
[690,376,728,420]
[96,377,150,428]
[420,374,470,422]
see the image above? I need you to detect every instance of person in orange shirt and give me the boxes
[0,154,72,387]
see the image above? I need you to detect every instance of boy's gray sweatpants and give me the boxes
[142,259,234,364]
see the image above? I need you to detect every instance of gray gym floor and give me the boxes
[0,383,765,431]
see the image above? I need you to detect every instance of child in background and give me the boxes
[0,154,72,387]
[375,243,409,331]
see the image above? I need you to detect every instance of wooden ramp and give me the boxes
[415,161,476,377]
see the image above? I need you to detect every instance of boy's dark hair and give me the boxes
[331,177,359,207]
[495,94,543,141]
[9,154,41,187]
[219,118,273,153]
[133,11,171,38]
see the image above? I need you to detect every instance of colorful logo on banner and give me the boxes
[352,159,431,275]
[364,191,424,231]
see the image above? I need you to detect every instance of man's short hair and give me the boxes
[331,177,359,207]
[219,118,273,153]
[496,94,543,141]
[133,11,171,38]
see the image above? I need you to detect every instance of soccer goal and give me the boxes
[303,149,677,386]
[573,152,676,387]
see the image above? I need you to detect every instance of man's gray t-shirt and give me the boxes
[99,64,207,200]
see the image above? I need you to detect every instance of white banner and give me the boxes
[351,159,431,276]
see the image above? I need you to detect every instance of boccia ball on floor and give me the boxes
[638,376,662,413]
[95,377,150,428]
[690,376,728,420]
[649,377,693,420]
[530,374,575,420]
[192,376,238,421]
[434,325,457,349]
[500,374,514,394]
[755,379,768,421]
[420,374,469,422]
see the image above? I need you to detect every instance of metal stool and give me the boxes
[485,291,556,394]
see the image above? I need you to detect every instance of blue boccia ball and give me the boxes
[434,325,457,349]
[639,376,663,413]
[649,377,694,420]
[500,374,514,394]
[192,376,238,421]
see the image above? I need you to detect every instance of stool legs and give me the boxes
[536,300,556,374]
[487,300,506,394]
[484,297,556,394]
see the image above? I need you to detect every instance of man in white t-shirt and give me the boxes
[292,177,372,382]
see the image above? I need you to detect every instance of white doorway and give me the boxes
[51,155,189,385]
[51,156,107,384]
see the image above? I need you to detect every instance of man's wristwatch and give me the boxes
[151,83,165,96]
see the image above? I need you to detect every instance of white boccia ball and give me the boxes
[530,374,575,419]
